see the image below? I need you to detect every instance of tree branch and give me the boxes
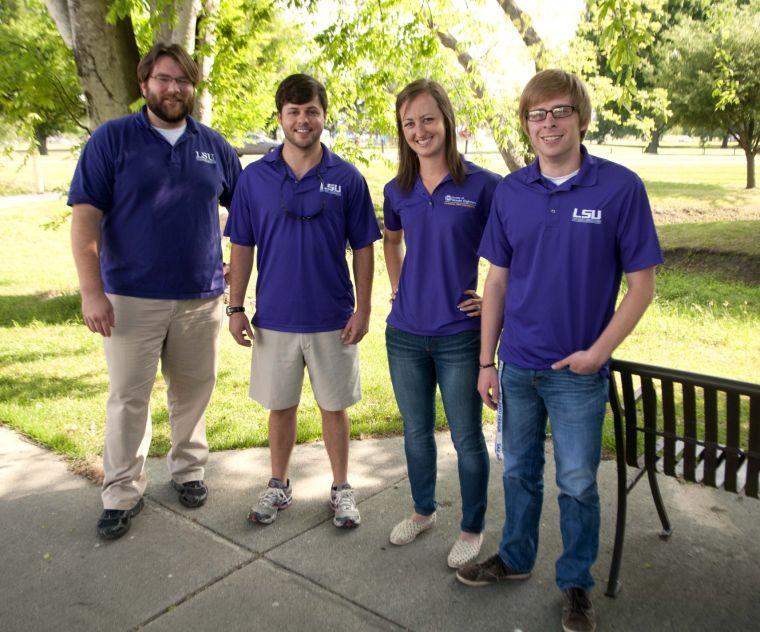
[434,28,524,172]
[496,0,546,69]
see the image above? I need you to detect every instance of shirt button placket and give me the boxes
[547,193,559,227]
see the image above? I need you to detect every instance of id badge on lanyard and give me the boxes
[495,361,504,462]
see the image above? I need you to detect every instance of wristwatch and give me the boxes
[225,305,245,316]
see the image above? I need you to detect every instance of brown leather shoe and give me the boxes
[455,553,531,586]
[562,588,596,632]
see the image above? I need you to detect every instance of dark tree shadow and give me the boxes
[662,249,760,285]
[0,292,82,327]
[0,373,103,404]
[0,347,91,366]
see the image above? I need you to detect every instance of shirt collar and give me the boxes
[463,159,483,176]
[136,105,199,134]
[523,144,598,189]
[412,157,479,194]
[264,142,336,172]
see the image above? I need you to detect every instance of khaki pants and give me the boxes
[101,294,223,509]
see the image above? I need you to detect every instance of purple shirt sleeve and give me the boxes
[219,142,242,209]
[67,126,115,212]
[617,176,663,272]
[345,171,381,249]
[477,183,513,268]
[224,176,255,246]
[382,181,402,232]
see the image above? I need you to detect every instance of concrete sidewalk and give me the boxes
[1,423,758,631]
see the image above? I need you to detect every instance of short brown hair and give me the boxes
[518,69,591,139]
[137,43,199,86]
[275,74,328,114]
[395,79,464,193]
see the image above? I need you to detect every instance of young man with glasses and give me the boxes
[456,70,662,632]
[225,74,380,528]
[69,43,241,539]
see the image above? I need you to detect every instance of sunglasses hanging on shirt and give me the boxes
[280,169,327,220]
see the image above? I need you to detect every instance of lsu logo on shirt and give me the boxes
[320,182,342,196]
[195,151,216,164]
[572,208,602,224]
[444,194,477,209]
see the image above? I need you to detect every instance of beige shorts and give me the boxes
[250,327,361,411]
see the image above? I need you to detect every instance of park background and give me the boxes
[0,0,758,477]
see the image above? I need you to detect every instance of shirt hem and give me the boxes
[105,288,224,300]
[252,319,350,333]
[386,316,480,337]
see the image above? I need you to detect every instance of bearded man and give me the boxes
[68,43,241,540]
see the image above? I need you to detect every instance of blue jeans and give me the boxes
[498,363,608,590]
[386,325,489,533]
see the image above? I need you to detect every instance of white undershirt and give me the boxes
[153,124,186,146]
[542,168,580,186]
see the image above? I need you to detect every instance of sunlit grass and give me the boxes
[1,157,758,460]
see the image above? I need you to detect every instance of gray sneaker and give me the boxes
[561,588,596,632]
[247,478,292,525]
[330,484,361,528]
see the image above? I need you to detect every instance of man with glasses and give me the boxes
[456,70,662,632]
[69,43,241,540]
[225,74,380,528]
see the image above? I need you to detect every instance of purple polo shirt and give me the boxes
[224,144,381,333]
[384,162,500,336]
[478,146,663,371]
[67,107,241,299]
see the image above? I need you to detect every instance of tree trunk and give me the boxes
[721,133,730,149]
[31,146,45,193]
[44,0,141,129]
[745,149,756,189]
[44,0,73,48]
[34,127,49,156]
[192,0,218,125]
[152,0,200,51]
[644,128,661,154]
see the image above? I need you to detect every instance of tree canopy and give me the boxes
[662,0,759,187]
[0,0,85,153]
[5,0,755,189]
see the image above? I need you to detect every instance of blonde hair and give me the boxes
[518,69,591,140]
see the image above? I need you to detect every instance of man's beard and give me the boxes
[145,90,194,124]
[283,127,321,150]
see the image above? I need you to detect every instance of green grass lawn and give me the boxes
[4,142,760,219]
[1,151,759,464]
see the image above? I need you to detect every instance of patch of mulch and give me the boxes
[661,248,760,285]
[68,456,104,485]
[652,206,760,224]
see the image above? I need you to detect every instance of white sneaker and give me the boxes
[330,484,361,528]
[247,478,292,525]
[389,513,436,545]
[447,532,484,568]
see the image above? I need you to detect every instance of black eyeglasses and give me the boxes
[525,105,577,122]
[150,74,194,90]
[280,171,326,220]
